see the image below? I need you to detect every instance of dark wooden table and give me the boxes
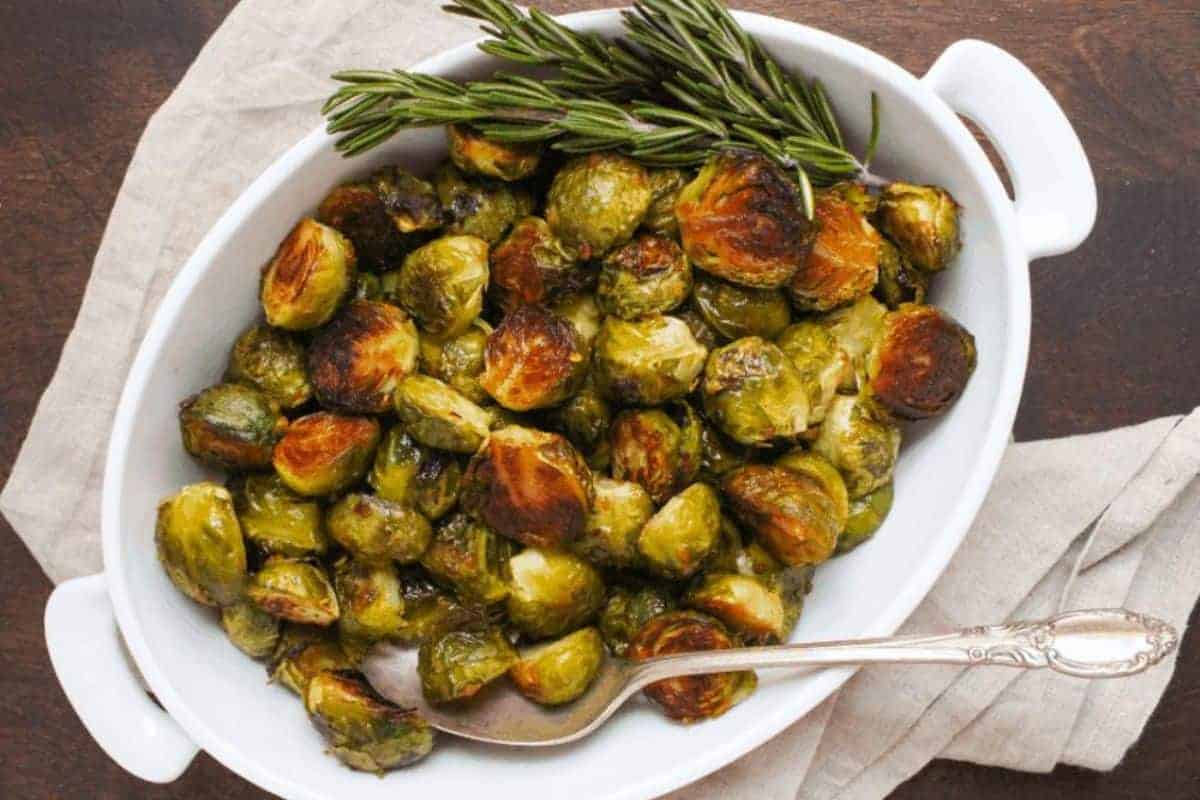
[1,1,1197,797]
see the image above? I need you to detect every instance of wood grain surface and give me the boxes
[1,1,1197,797]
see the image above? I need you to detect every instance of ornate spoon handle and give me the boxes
[632,609,1178,688]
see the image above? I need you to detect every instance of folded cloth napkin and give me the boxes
[4,2,1197,798]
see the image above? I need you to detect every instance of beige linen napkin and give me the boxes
[4,2,1198,798]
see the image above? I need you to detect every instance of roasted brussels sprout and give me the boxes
[305,671,434,773]
[352,272,382,300]
[676,151,815,289]
[369,166,443,234]
[544,153,652,259]
[776,321,853,425]
[547,374,611,458]
[230,473,327,558]
[155,482,247,607]
[775,449,850,530]
[867,304,977,419]
[479,304,588,411]
[509,627,606,706]
[840,483,894,554]
[368,426,462,520]
[418,628,519,703]
[447,123,541,182]
[308,299,420,413]
[179,383,285,471]
[436,163,534,244]
[393,375,492,454]
[815,294,887,386]
[272,412,380,496]
[394,235,489,339]
[247,557,340,625]
[609,403,702,504]
[599,584,676,657]
[684,573,787,644]
[462,425,593,549]
[875,182,961,272]
[628,610,756,722]
[270,626,357,694]
[811,394,901,498]
[420,513,514,605]
[334,558,406,642]
[701,337,810,447]
[697,420,748,483]
[722,465,841,567]
[550,291,602,353]
[594,315,707,406]
[574,478,654,569]
[488,216,582,313]
[596,233,692,320]
[690,274,791,342]
[225,325,312,409]
[831,181,879,217]
[393,568,482,645]
[874,238,929,308]
[261,217,355,330]
[506,547,606,640]
[220,600,281,659]
[788,191,881,312]
[419,321,491,405]
[637,483,722,580]
[326,493,432,564]
[642,167,689,237]
[317,182,409,272]
[676,306,721,350]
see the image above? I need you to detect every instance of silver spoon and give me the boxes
[363,608,1177,747]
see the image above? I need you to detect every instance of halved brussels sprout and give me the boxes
[776,321,852,425]
[489,216,583,313]
[448,123,541,182]
[547,374,612,460]
[229,473,327,558]
[393,375,492,454]
[684,573,787,644]
[628,610,756,722]
[368,426,462,520]
[462,425,593,550]
[775,449,850,530]
[326,493,432,564]
[840,483,894,554]
[273,412,380,496]
[610,403,702,505]
[875,182,961,272]
[722,465,841,567]
[479,305,589,411]
[179,383,286,471]
[811,394,901,498]
[788,191,881,312]
[335,559,406,642]
[594,315,708,406]
[436,163,534,244]
[308,299,420,413]
[395,234,489,339]
[220,600,281,659]
[550,291,603,354]
[392,568,483,645]
[637,483,722,579]
[155,482,247,607]
[574,478,654,569]
[420,321,491,405]
[676,306,721,350]
[691,274,791,342]
[418,628,519,703]
[420,513,514,605]
[270,626,357,694]
[261,217,355,330]
[642,167,690,237]
[599,584,677,657]
[506,547,606,640]
[867,304,977,419]
[225,325,313,409]
[509,627,606,706]
[676,151,814,289]
[317,182,409,272]
[813,294,888,387]
[701,337,809,447]
[596,233,692,320]
[247,557,340,625]
[305,671,434,773]
[874,238,929,309]
[697,419,748,483]
[370,166,443,234]
[545,153,653,259]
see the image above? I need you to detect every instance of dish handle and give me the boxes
[923,39,1098,260]
[45,573,199,783]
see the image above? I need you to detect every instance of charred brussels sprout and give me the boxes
[395,234,489,339]
[489,216,582,313]
[642,167,690,237]
[230,473,327,558]
[815,294,887,387]
[788,191,881,312]
[420,513,514,605]
[273,412,380,496]
[545,153,653,259]
[510,627,606,706]
[691,274,791,342]
[308,300,420,413]
[156,482,247,607]
[179,383,285,471]
[270,626,357,695]
[722,465,841,567]
[370,166,442,234]
[317,182,409,272]
[776,321,852,425]
[637,483,722,579]
[447,123,541,181]
[812,394,901,498]
[574,478,654,569]
[775,450,850,530]
[393,568,482,645]
[599,585,676,657]
[874,238,929,308]
[369,426,462,520]
[676,151,814,289]
[628,610,756,722]
[480,304,588,411]
[393,375,492,454]
[701,337,810,447]
[610,403,702,505]
[261,218,355,330]
[594,315,707,406]
[867,304,977,419]
[462,425,593,549]
[506,547,606,640]
[684,573,787,644]
[418,628,519,703]
[247,557,340,625]
[436,163,534,244]
[326,493,432,564]
[220,600,281,659]
[305,671,434,773]
[419,321,491,405]
[225,325,312,409]
[596,233,692,320]
[875,182,961,272]
[335,559,406,642]
[840,483,894,554]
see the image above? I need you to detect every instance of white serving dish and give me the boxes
[43,9,1095,800]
